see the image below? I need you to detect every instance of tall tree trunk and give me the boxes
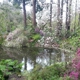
[66,0,69,30]
[23,0,27,30]
[50,0,52,28]
[68,0,72,29]
[65,0,72,38]
[74,0,77,31]
[57,0,62,38]
[33,0,37,27]
[60,0,63,30]
[65,0,69,38]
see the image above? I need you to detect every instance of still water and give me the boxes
[0,47,73,70]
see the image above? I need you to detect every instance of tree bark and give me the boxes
[65,0,72,38]
[74,0,77,31]
[68,0,72,29]
[32,0,37,27]
[60,0,63,30]
[57,0,61,38]
[50,0,52,28]
[23,0,27,30]
[66,0,69,31]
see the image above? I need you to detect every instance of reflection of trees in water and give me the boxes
[2,47,23,61]
[0,47,73,70]
[22,47,40,70]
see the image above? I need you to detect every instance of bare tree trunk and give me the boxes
[23,0,27,30]
[50,0,52,27]
[74,0,77,32]
[65,0,72,38]
[57,0,61,37]
[68,0,72,29]
[65,0,69,31]
[60,0,63,29]
[33,0,37,27]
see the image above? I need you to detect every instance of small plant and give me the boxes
[0,59,23,80]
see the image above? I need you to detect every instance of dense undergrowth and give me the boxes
[60,26,80,51]
[22,48,80,80]
[0,59,22,80]
[0,48,80,80]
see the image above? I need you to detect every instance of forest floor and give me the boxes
[8,74,26,80]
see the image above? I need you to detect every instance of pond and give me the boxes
[0,46,73,71]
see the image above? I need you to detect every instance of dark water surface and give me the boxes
[0,47,73,70]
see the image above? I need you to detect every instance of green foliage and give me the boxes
[0,3,23,35]
[67,27,80,49]
[0,36,4,45]
[60,25,80,51]
[63,76,72,80]
[0,59,23,80]
[26,63,66,80]
[32,34,41,40]
[25,26,41,47]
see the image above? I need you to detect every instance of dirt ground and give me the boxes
[8,74,26,80]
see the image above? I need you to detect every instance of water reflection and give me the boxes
[0,47,73,70]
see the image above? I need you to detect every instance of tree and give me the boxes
[23,0,27,30]
[0,3,23,34]
[32,0,37,27]
[57,0,61,37]
[50,0,52,28]
[74,0,77,31]
[60,0,63,31]
[8,0,30,29]
[65,0,72,38]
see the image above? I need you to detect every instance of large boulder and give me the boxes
[2,27,28,48]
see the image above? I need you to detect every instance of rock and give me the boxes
[2,27,28,48]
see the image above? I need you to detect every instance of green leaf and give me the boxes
[32,34,41,40]
[0,65,6,71]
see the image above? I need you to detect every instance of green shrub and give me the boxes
[0,59,23,80]
[27,63,66,80]
[0,36,4,45]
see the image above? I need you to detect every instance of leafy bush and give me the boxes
[0,36,4,45]
[0,59,23,80]
[63,48,80,80]
[27,63,66,80]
